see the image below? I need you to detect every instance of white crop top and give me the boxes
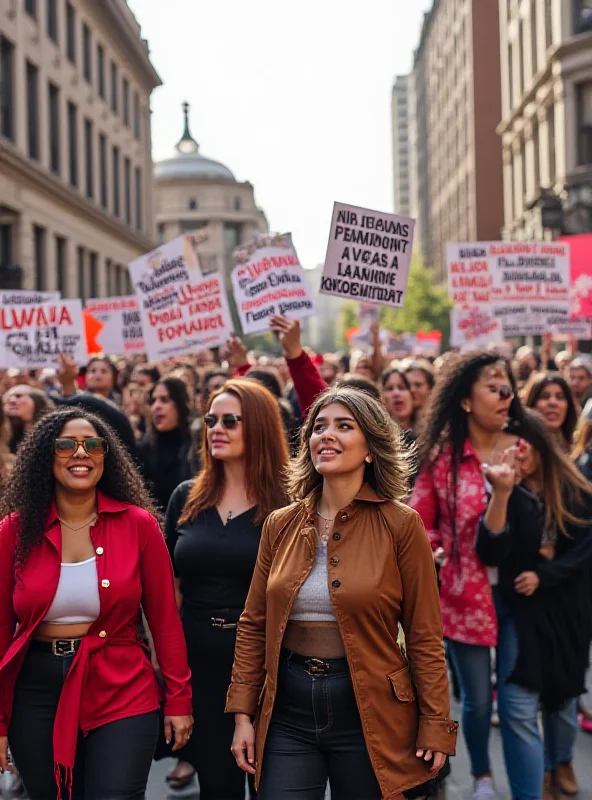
[42,557,101,625]
[290,539,337,622]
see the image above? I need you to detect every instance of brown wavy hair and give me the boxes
[178,379,289,525]
[288,386,412,501]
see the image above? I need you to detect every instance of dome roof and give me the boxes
[154,102,236,183]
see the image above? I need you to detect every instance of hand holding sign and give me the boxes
[226,335,249,371]
[270,316,303,361]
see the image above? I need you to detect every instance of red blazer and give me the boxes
[0,491,192,785]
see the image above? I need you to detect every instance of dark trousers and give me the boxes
[259,650,382,800]
[178,610,255,800]
[8,647,159,800]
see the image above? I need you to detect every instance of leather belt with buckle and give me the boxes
[211,617,237,629]
[51,639,80,657]
[305,657,330,676]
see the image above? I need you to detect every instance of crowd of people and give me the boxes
[0,316,591,800]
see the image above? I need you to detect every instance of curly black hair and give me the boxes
[0,407,161,570]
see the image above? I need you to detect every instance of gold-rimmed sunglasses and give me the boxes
[54,437,109,458]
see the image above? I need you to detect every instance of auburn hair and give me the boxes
[178,379,289,525]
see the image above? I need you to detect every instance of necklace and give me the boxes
[316,510,335,543]
[59,514,97,532]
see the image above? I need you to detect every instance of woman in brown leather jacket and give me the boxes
[227,386,457,800]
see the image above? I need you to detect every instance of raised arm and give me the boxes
[270,316,327,417]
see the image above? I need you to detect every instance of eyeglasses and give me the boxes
[203,414,242,430]
[54,437,109,458]
[489,384,514,399]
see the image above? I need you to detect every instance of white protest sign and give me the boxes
[231,234,316,335]
[446,244,492,307]
[492,303,571,338]
[1,290,61,305]
[320,202,415,307]
[0,299,87,368]
[450,306,504,349]
[549,319,592,340]
[85,296,145,356]
[487,241,570,305]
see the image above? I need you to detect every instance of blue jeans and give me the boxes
[495,592,578,800]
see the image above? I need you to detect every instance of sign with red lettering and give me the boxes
[231,234,316,335]
[129,235,233,360]
[450,306,504,350]
[320,202,415,307]
[0,299,87,368]
[85,296,145,356]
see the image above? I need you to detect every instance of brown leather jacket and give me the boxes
[226,484,458,799]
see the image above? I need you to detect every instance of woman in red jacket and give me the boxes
[0,407,193,800]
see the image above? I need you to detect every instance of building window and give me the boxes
[55,235,66,295]
[0,37,14,142]
[26,61,39,160]
[47,0,58,42]
[545,0,553,48]
[83,24,92,83]
[67,102,78,188]
[124,157,131,225]
[0,224,12,269]
[48,82,60,175]
[133,92,140,139]
[189,198,197,210]
[84,119,93,199]
[110,62,118,114]
[122,78,130,127]
[576,0,592,33]
[233,197,241,211]
[112,146,120,217]
[66,2,76,64]
[77,246,85,298]
[99,133,107,208]
[25,0,37,18]
[157,223,165,244]
[135,167,142,230]
[34,226,46,291]
[105,258,112,296]
[89,252,98,297]
[578,83,592,165]
[116,264,124,296]
[97,45,105,99]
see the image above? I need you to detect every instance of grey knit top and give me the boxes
[289,538,337,622]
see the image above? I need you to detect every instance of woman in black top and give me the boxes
[476,410,592,799]
[165,379,289,798]
[136,377,196,512]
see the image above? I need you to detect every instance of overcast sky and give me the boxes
[128,0,432,268]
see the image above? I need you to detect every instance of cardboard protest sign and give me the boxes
[0,299,87,368]
[1,290,61,305]
[85,297,145,356]
[320,202,415,307]
[451,307,504,350]
[129,235,233,360]
[231,234,316,335]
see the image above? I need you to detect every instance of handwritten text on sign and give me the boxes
[450,306,504,350]
[320,202,415,307]
[85,296,145,356]
[231,234,316,335]
[0,300,87,368]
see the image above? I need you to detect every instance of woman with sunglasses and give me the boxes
[476,410,592,799]
[164,380,289,798]
[0,407,192,799]
[410,352,522,800]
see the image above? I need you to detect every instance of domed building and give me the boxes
[154,103,268,277]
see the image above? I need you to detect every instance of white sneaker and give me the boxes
[472,776,496,800]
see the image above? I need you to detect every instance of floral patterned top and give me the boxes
[409,439,497,647]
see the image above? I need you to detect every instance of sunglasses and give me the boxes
[494,385,514,399]
[204,414,242,430]
[54,437,109,458]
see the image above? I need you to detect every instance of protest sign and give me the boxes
[320,202,415,307]
[492,303,571,338]
[231,234,316,335]
[414,330,442,356]
[446,244,492,307]
[129,235,233,360]
[85,296,145,356]
[450,307,504,350]
[0,299,87,368]
[548,319,592,340]
[558,234,592,319]
[1,289,60,305]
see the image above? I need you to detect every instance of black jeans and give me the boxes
[8,646,159,800]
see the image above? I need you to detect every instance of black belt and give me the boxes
[186,609,241,629]
[30,638,82,657]
[283,648,349,676]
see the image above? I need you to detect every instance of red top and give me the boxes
[409,440,497,647]
[0,492,192,789]
[234,350,327,418]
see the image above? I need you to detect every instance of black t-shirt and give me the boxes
[165,480,262,612]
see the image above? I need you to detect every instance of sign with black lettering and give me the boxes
[0,300,86,367]
[85,296,145,356]
[320,202,415,307]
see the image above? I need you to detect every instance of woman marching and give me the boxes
[165,379,290,798]
[228,386,457,800]
[0,407,192,799]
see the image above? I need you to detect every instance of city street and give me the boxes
[147,694,592,800]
